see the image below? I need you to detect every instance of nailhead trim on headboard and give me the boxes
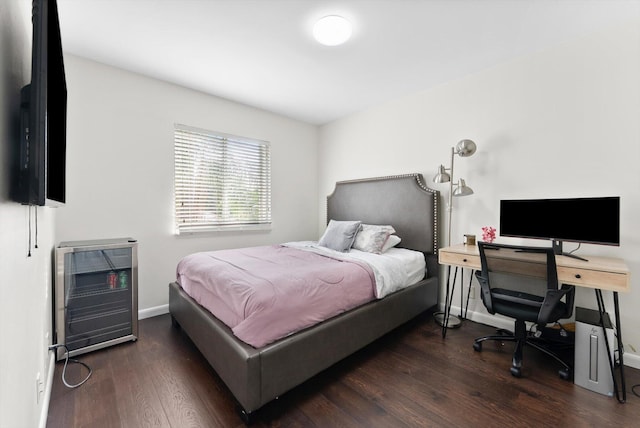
[326,173,440,254]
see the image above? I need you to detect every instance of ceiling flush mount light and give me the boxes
[313,15,352,46]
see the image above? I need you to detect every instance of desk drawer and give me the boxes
[558,266,629,292]
[439,251,481,269]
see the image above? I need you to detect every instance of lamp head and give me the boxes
[455,139,477,157]
[432,164,451,183]
[452,178,474,196]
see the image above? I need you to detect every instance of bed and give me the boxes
[168,173,441,421]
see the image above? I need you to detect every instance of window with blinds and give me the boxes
[174,124,271,233]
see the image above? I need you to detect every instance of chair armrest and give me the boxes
[537,285,575,324]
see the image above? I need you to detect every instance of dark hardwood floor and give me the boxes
[47,313,640,427]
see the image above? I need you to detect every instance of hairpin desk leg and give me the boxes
[440,265,453,338]
[595,289,626,403]
[435,265,462,338]
[613,291,626,403]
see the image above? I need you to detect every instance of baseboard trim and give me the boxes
[451,305,640,369]
[139,304,169,320]
[623,352,640,370]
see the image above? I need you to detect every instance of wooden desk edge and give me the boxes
[439,244,630,293]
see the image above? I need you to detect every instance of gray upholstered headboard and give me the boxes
[326,173,440,255]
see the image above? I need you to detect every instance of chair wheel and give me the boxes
[558,368,571,380]
[473,341,482,352]
[510,366,522,377]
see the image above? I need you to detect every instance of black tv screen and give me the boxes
[44,0,67,205]
[13,0,66,206]
[500,197,620,247]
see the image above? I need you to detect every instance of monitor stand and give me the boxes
[553,240,588,262]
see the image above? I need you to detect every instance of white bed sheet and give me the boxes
[283,241,426,298]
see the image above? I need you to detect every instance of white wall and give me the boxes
[0,1,56,427]
[319,19,640,366]
[55,56,319,313]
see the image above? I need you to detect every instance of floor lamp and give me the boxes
[432,139,477,328]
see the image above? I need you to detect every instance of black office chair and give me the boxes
[473,242,575,379]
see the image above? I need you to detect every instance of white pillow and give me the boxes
[353,224,395,254]
[381,235,402,252]
[318,220,362,252]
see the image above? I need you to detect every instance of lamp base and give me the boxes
[433,312,462,329]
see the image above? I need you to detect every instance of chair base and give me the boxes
[473,323,572,380]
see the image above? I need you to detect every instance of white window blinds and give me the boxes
[174,124,271,233]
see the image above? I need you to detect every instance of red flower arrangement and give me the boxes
[482,226,496,243]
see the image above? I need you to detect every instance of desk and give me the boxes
[438,244,631,402]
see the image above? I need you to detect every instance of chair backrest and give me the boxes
[476,242,559,313]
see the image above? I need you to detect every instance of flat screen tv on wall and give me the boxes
[12,0,66,206]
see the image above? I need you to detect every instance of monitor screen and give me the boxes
[499,197,620,247]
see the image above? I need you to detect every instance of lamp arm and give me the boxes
[447,146,455,247]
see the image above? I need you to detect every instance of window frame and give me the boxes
[174,124,272,234]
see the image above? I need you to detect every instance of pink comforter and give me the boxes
[176,245,376,348]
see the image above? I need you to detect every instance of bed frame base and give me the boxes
[169,277,437,416]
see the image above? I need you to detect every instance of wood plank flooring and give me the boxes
[47,313,640,427]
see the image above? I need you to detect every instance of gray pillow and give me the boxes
[352,224,396,254]
[318,220,362,252]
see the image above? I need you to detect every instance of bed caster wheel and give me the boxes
[558,368,571,380]
[510,366,522,378]
[473,341,482,352]
[170,315,180,329]
[237,407,254,425]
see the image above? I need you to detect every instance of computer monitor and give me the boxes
[499,197,620,260]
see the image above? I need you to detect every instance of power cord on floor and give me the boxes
[48,344,92,388]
